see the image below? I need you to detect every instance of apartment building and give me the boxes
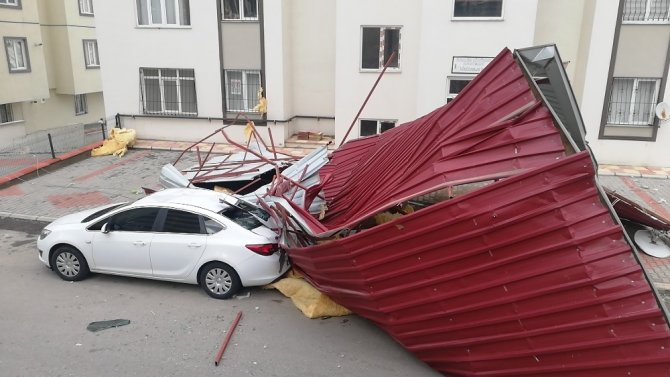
[0,0,105,147]
[94,0,670,167]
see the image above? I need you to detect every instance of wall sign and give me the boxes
[452,56,494,74]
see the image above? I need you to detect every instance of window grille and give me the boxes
[136,0,190,26]
[623,0,670,22]
[224,69,261,112]
[140,68,197,116]
[607,77,660,126]
[222,0,258,20]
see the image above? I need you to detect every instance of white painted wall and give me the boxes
[334,0,422,144]
[415,0,538,116]
[94,0,223,140]
[333,0,539,145]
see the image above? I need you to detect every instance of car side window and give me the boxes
[160,209,204,234]
[203,216,224,235]
[109,207,160,232]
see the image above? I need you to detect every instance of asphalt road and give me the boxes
[0,218,439,377]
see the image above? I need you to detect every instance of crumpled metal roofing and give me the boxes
[271,47,670,376]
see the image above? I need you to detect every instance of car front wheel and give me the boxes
[199,262,241,299]
[51,246,90,281]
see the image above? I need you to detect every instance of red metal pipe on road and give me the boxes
[214,311,243,366]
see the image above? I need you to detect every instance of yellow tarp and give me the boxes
[91,128,137,157]
[267,270,351,318]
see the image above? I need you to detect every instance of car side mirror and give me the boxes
[101,223,110,234]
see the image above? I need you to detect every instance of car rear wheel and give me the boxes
[51,246,90,281]
[199,262,241,299]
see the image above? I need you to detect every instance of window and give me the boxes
[136,0,190,26]
[83,40,99,68]
[108,208,160,232]
[224,69,261,112]
[78,0,93,15]
[0,0,20,8]
[222,0,258,20]
[75,94,87,115]
[360,119,396,137]
[161,209,203,234]
[4,37,30,73]
[447,77,474,103]
[0,104,13,123]
[453,0,503,18]
[623,0,670,22]
[203,217,224,235]
[361,26,400,70]
[140,68,197,116]
[607,77,660,126]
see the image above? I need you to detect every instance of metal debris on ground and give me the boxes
[86,319,131,332]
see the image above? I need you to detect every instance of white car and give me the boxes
[37,188,290,299]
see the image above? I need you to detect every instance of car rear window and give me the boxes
[81,203,126,223]
[220,207,263,230]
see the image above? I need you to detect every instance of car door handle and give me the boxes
[133,241,146,246]
[188,243,202,248]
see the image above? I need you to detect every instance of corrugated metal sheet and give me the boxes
[271,47,670,375]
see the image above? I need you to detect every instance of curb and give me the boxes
[0,211,57,223]
[0,141,103,186]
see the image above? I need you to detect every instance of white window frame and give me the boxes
[136,0,190,27]
[359,119,396,137]
[0,104,13,123]
[83,39,99,68]
[607,77,660,126]
[140,68,197,116]
[224,69,261,112]
[452,0,504,21]
[623,0,670,23]
[446,76,474,103]
[74,94,88,116]
[360,26,402,72]
[222,0,259,21]
[0,0,21,8]
[78,0,93,15]
[4,37,30,73]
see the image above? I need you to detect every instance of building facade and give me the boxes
[94,0,670,167]
[0,0,105,148]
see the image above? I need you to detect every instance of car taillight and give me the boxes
[245,243,278,256]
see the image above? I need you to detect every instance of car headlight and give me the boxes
[39,228,51,240]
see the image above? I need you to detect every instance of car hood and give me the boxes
[47,203,120,227]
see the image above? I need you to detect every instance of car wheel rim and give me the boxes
[205,268,232,295]
[56,252,80,277]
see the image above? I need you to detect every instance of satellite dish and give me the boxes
[634,229,670,258]
[655,102,670,120]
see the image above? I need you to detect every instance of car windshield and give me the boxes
[81,203,127,223]
[220,206,264,230]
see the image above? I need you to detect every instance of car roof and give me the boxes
[135,188,228,213]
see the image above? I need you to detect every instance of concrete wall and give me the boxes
[614,25,670,76]
[221,23,262,70]
[534,0,585,81]
[580,0,670,167]
[19,90,104,133]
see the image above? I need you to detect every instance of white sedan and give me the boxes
[37,188,290,299]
